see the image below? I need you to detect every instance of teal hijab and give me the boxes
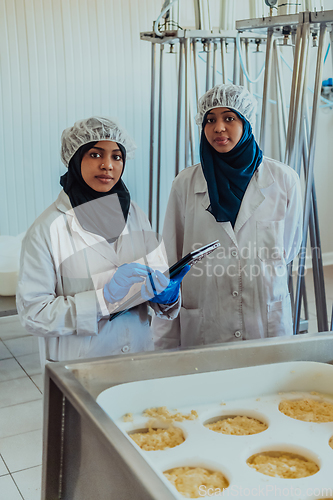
[200,110,263,227]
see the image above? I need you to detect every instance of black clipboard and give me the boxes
[108,240,220,322]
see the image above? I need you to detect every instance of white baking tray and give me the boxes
[97,361,333,499]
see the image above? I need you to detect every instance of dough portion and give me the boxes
[247,452,319,479]
[164,466,229,498]
[130,427,184,451]
[143,406,198,423]
[205,415,267,435]
[279,398,333,422]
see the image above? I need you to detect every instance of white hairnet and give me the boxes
[61,116,137,166]
[195,84,258,130]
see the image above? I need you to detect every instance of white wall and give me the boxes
[0,0,333,260]
[0,0,164,235]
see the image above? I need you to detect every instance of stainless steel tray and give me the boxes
[42,333,333,500]
[97,361,333,499]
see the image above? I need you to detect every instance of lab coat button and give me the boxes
[121,345,130,353]
[234,331,242,338]
[231,250,237,257]
[232,291,238,297]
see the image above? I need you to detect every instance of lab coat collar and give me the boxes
[55,190,121,265]
[194,165,238,246]
[195,158,275,238]
[55,189,132,218]
[195,159,274,207]
[256,157,275,189]
[193,165,211,213]
[234,158,274,234]
[55,190,72,213]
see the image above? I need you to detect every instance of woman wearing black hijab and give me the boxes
[153,84,303,349]
[17,117,186,368]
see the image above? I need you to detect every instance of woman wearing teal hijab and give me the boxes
[153,84,303,349]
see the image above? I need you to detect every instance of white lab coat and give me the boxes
[153,157,303,349]
[16,190,179,366]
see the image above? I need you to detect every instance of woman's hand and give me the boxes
[103,263,153,303]
[141,265,190,305]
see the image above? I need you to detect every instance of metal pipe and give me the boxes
[273,41,284,162]
[289,22,310,171]
[275,42,287,140]
[301,139,322,332]
[192,40,199,104]
[285,25,302,165]
[331,30,333,75]
[294,23,327,335]
[311,182,328,331]
[189,41,196,165]
[212,43,217,88]
[298,99,328,332]
[290,23,310,332]
[290,106,307,331]
[189,106,195,166]
[305,28,328,333]
[220,38,226,84]
[233,38,239,84]
[245,40,251,93]
[193,0,211,31]
[259,27,273,150]
[206,41,211,91]
[148,43,156,224]
[175,39,184,177]
[300,272,309,322]
[239,38,244,86]
[156,44,164,235]
[184,38,189,170]
[305,91,328,331]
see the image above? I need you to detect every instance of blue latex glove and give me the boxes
[104,263,153,303]
[141,265,190,304]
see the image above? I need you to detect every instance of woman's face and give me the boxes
[204,107,243,153]
[81,141,124,192]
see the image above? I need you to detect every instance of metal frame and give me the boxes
[236,10,332,334]
[141,29,266,228]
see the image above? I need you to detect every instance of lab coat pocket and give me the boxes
[180,307,204,347]
[267,294,293,337]
[256,220,284,262]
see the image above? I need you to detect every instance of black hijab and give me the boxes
[60,141,131,242]
[200,110,263,227]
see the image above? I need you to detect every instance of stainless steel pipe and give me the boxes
[156,44,164,234]
[205,41,211,91]
[148,43,156,224]
[175,40,184,176]
[259,27,273,150]
[294,23,327,334]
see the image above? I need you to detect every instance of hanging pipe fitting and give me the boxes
[312,32,318,47]
[282,26,291,46]
[202,40,210,52]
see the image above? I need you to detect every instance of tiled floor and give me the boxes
[0,316,42,500]
[0,266,332,500]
